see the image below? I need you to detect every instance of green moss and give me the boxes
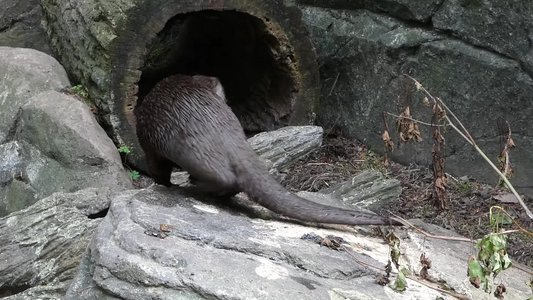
[70,84,89,99]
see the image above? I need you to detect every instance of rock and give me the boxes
[0,0,52,54]
[296,0,442,22]
[2,283,68,300]
[297,6,533,197]
[295,192,381,218]
[248,125,323,170]
[320,170,402,214]
[433,0,533,73]
[65,187,531,299]
[0,47,70,143]
[0,141,40,215]
[0,188,117,298]
[0,90,132,216]
[0,142,25,186]
[17,91,123,170]
[66,188,413,299]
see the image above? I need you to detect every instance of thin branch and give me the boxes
[444,119,474,146]
[435,96,476,143]
[385,112,446,127]
[404,274,471,300]
[341,245,390,273]
[489,206,533,237]
[391,215,474,243]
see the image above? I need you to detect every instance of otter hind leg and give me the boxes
[145,150,174,187]
[189,174,240,197]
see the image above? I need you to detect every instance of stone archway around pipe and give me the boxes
[111,1,320,171]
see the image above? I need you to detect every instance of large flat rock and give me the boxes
[66,187,531,299]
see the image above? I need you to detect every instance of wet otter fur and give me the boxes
[135,74,399,226]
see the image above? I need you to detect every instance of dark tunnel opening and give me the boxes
[136,10,300,133]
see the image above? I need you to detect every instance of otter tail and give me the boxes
[234,157,400,226]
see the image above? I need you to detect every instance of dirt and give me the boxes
[282,135,533,268]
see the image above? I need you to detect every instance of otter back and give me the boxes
[135,74,399,226]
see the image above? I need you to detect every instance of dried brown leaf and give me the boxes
[422,96,430,106]
[396,106,422,143]
[160,224,172,232]
[507,136,515,148]
[382,130,394,152]
[420,253,432,280]
[494,283,506,299]
[375,275,390,286]
[433,99,446,120]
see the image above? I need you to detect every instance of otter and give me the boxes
[135,74,399,226]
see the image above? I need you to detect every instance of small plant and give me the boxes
[118,145,141,181]
[129,170,141,181]
[467,207,513,295]
[118,145,132,155]
[392,269,408,292]
[70,84,89,99]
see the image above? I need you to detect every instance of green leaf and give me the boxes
[391,270,407,292]
[129,170,140,180]
[489,234,507,251]
[501,253,512,270]
[468,258,485,289]
[70,84,89,98]
[490,212,513,227]
[118,145,131,154]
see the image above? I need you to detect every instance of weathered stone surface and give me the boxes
[0,0,52,54]
[297,6,533,196]
[0,141,41,215]
[2,283,68,300]
[17,91,124,170]
[0,90,131,216]
[66,187,531,299]
[321,169,402,213]
[296,0,442,22]
[248,126,323,170]
[0,47,70,143]
[0,142,25,186]
[0,188,116,298]
[433,0,533,74]
[41,0,132,106]
[66,188,411,299]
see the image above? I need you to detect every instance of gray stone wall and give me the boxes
[290,0,533,196]
[0,0,52,54]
